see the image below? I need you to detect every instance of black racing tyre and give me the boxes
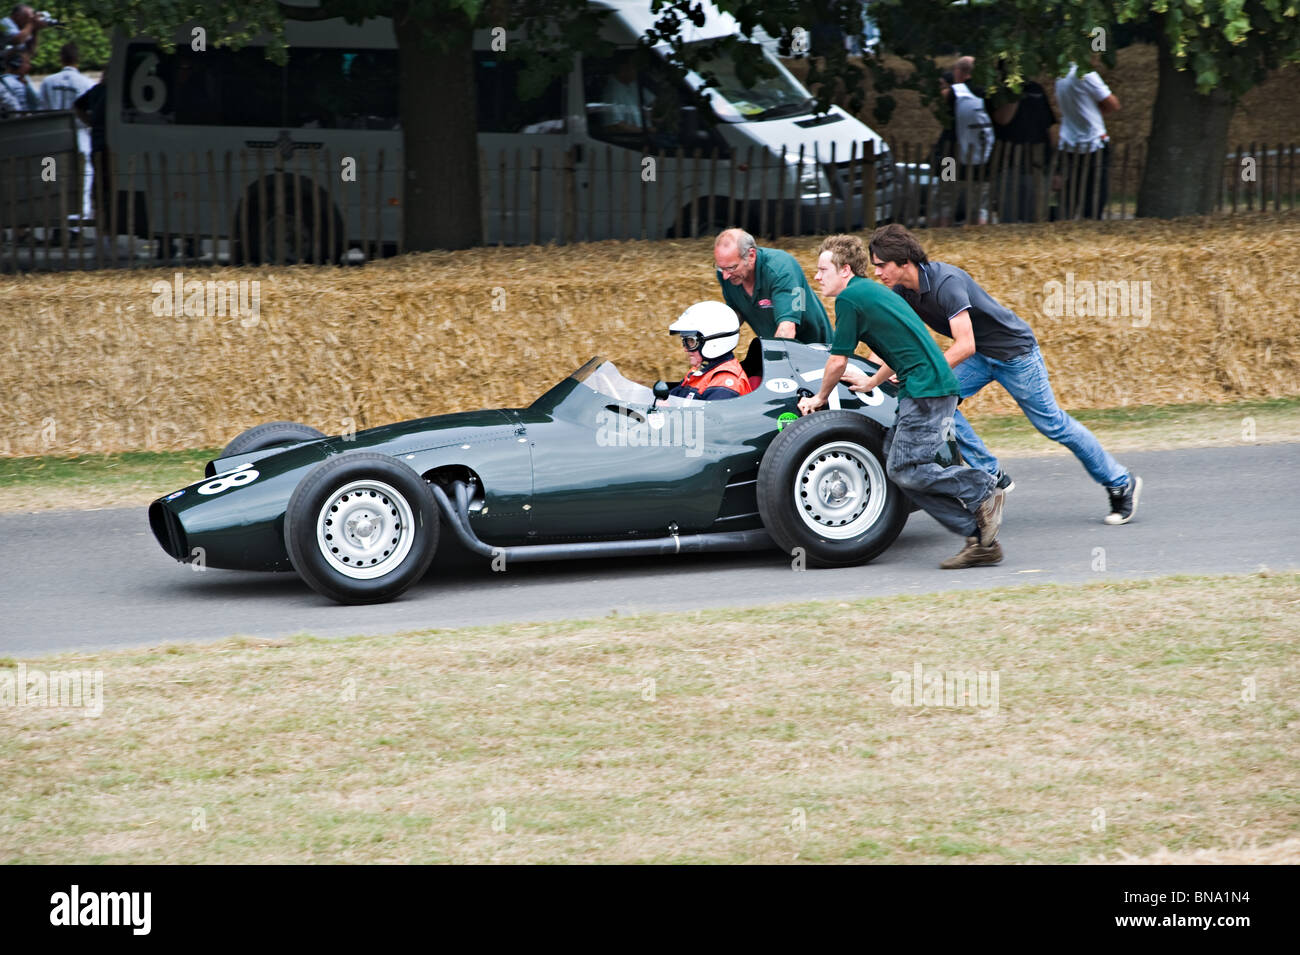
[222,421,326,458]
[757,410,908,568]
[283,451,439,604]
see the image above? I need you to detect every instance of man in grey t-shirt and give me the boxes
[855,224,1141,525]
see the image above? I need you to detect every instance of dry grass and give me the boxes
[1,573,1295,864]
[4,214,1298,457]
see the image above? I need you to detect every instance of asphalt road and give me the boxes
[3,443,1297,657]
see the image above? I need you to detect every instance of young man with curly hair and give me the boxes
[798,234,1006,569]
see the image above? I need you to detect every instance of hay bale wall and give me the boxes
[3,214,1297,457]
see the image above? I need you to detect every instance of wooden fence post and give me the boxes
[375,149,386,257]
[863,143,875,231]
[529,146,541,246]
[322,148,335,265]
[308,147,320,265]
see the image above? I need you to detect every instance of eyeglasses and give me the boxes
[716,261,744,277]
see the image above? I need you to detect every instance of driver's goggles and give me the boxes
[679,333,705,351]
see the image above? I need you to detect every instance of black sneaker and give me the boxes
[996,469,1015,492]
[1104,475,1142,525]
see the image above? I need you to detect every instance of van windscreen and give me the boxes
[684,41,813,122]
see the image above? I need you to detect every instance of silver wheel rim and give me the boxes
[315,479,416,580]
[794,440,887,540]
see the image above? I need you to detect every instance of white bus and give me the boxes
[104,0,894,260]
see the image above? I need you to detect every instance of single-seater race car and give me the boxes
[150,339,959,604]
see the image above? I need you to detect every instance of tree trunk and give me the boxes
[395,12,481,250]
[1136,38,1234,218]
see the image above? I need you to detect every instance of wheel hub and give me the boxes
[316,480,416,580]
[794,440,889,540]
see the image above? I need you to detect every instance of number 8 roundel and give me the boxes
[198,462,260,495]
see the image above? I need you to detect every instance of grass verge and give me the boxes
[1,572,1295,864]
[2,397,1298,514]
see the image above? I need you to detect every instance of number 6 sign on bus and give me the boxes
[129,53,165,114]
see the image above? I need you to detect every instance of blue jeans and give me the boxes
[952,345,1128,489]
[884,395,997,538]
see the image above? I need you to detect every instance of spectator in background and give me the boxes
[599,53,652,135]
[931,57,992,225]
[40,42,93,222]
[930,69,956,167]
[951,56,985,99]
[73,80,108,229]
[0,68,17,115]
[1055,60,1120,218]
[1,47,37,110]
[1,5,45,56]
[991,76,1057,222]
[951,71,993,225]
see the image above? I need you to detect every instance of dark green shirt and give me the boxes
[830,276,959,400]
[717,246,832,344]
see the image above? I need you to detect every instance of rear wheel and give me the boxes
[221,421,326,458]
[757,410,908,567]
[283,451,439,604]
[232,181,344,265]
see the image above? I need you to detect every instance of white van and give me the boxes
[104,0,894,257]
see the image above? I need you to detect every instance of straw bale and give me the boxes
[2,214,1298,457]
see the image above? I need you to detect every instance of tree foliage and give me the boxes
[27,2,113,72]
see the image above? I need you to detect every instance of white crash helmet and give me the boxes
[669,301,740,361]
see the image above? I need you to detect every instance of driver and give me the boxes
[666,302,753,401]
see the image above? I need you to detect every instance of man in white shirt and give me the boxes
[1055,61,1120,218]
[40,43,94,221]
[599,54,654,135]
[951,79,992,224]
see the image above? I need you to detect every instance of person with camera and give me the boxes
[1,6,52,57]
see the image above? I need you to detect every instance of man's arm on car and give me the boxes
[944,311,977,367]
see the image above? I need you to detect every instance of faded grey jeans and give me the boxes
[883,395,997,538]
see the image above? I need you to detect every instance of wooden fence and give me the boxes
[1,137,1296,272]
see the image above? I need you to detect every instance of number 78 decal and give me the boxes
[801,367,885,409]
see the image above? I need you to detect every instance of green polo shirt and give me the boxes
[830,276,959,400]
[717,246,832,344]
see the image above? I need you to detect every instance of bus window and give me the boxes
[475,54,565,134]
[120,43,283,126]
[287,49,399,130]
[119,43,398,130]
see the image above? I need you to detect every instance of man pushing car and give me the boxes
[798,234,1007,569]
[714,228,832,344]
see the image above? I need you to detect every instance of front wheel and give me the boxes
[757,410,908,567]
[283,452,439,604]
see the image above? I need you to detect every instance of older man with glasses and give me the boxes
[713,228,832,345]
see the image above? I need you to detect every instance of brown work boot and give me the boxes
[940,536,1004,569]
[974,488,1005,546]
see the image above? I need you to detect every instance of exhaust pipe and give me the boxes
[429,480,773,563]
